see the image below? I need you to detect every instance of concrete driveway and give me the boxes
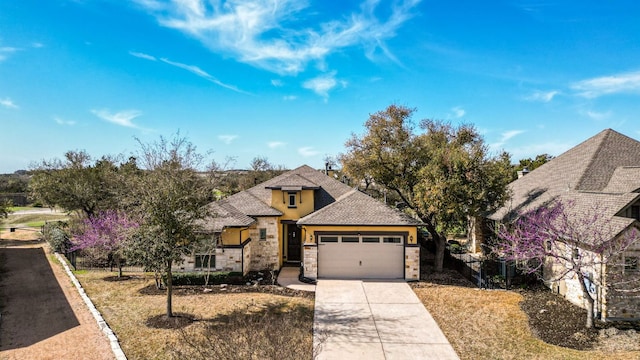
[314,280,459,360]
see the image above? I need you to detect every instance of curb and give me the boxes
[54,253,127,360]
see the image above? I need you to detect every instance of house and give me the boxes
[182,165,421,280]
[485,129,640,321]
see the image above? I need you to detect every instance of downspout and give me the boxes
[239,227,249,275]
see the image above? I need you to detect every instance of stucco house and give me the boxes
[181,165,421,280]
[484,129,640,321]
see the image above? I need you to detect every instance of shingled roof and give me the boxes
[199,201,256,232]
[490,129,640,240]
[204,165,421,231]
[297,188,422,226]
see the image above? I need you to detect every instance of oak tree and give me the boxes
[341,105,512,272]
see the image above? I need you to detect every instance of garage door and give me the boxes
[317,234,404,279]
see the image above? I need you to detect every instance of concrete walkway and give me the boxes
[314,280,459,360]
[276,266,316,292]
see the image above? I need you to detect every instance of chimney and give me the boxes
[517,167,530,179]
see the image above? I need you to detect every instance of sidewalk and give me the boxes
[276,266,316,292]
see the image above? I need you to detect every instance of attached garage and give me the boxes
[317,234,405,279]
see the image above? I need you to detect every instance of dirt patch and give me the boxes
[102,275,133,282]
[145,313,195,329]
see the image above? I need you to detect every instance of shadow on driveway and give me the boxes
[0,247,80,350]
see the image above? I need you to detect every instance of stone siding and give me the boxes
[405,246,420,280]
[303,244,318,280]
[248,217,279,271]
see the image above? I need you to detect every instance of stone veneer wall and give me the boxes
[248,217,279,271]
[405,246,420,280]
[242,241,251,275]
[177,247,244,273]
[303,244,318,280]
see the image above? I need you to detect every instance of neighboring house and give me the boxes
[181,165,421,280]
[484,129,640,321]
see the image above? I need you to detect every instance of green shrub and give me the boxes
[165,272,244,286]
[42,221,71,253]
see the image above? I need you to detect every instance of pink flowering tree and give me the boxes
[494,200,640,328]
[73,210,138,278]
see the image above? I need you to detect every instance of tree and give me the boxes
[341,105,512,272]
[495,200,640,328]
[29,151,122,217]
[72,210,138,278]
[0,199,12,218]
[513,153,554,179]
[127,134,215,318]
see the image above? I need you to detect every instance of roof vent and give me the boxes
[517,167,530,179]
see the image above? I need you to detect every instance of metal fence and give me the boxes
[445,250,531,289]
[63,250,145,273]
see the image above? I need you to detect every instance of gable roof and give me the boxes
[199,200,256,232]
[205,165,420,231]
[491,129,640,222]
[297,188,423,226]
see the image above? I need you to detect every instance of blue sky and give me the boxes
[2,0,640,172]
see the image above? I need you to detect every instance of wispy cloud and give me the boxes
[268,141,286,149]
[135,0,421,75]
[271,79,283,87]
[283,95,297,101]
[129,50,246,93]
[0,98,18,109]
[218,135,238,144]
[449,106,465,118]
[572,71,640,98]
[584,109,612,121]
[54,116,76,126]
[525,90,559,102]
[0,46,20,62]
[490,129,526,150]
[129,51,157,61]
[161,58,248,93]
[298,146,319,157]
[302,71,346,100]
[91,109,142,128]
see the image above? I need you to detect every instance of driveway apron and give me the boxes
[314,280,459,360]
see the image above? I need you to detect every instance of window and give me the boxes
[195,254,215,269]
[320,236,338,243]
[362,237,380,243]
[341,236,359,243]
[383,237,402,244]
[259,228,267,241]
[288,192,297,208]
[625,256,638,272]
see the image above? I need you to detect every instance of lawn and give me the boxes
[74,271,315,360]
[0,213,69,230]
[412,271,640,360]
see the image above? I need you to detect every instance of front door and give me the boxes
[287,224,301,262]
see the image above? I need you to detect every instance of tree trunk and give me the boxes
[423,221,445,273]
[117,257,123,279]
[166,259,173,318]
[577,272,595,328]
[434,234,446,272]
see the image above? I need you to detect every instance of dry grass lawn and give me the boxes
[75,270,314,360]
[412,281,640,360]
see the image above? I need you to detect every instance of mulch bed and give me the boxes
[138,283,314,299]
[518,287,598,350]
